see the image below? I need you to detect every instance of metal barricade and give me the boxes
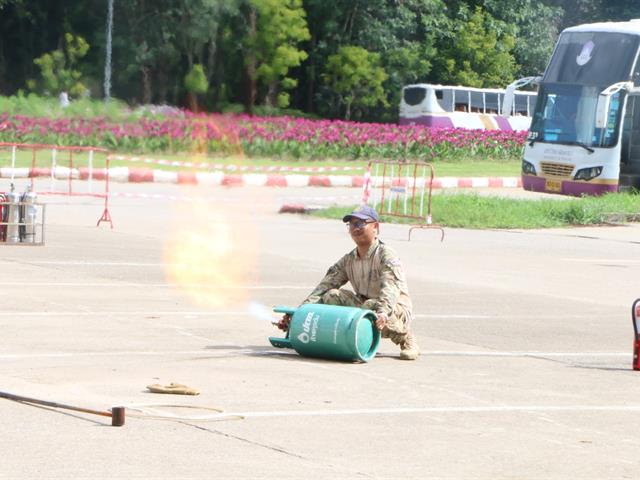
[0,142,112,228]
[363,160,444,241]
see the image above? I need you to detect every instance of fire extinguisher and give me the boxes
[5,184,21,244]
[20,186,37,243]
[633,298,640,370]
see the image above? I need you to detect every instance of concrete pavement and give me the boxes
[1,180,639,479]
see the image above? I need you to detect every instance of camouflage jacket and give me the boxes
[302,239,412,317]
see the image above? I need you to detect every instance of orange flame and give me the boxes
[163,198,256,308]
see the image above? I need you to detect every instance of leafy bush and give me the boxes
[184,64,208,95]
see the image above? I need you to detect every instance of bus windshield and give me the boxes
[528,31,639,149]
[529,83,624,148]
[544,32,639,87]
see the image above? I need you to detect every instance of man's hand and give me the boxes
[375,312,387,331]
[274,313,291,331]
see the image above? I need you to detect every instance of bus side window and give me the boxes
[454,88,469,112]
[441,89,454,112]
[470,91,484,112]
[452,89,470,112]
[514,95,528,116]
[485,93,499,114]
[528,96,536,116]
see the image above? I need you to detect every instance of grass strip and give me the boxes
[0,148,521,177]
[311,192,640,229]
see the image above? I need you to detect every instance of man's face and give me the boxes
[347,218,378,246]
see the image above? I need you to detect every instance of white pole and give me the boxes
[104,0,114,101]
[388,164,394,213]
[372,162,379,207]
[10,145,16,183]
[88,150,94,193]
[50,149,57,192]
[420,165,426,219]
[403,168,408,215]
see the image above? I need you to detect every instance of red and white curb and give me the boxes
[0,167,522,189]
[107,154,364,173]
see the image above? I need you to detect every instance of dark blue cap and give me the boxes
[342,205,380,223]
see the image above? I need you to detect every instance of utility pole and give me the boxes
[104,0,114,101]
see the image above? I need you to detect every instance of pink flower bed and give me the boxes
[0,112,527,160]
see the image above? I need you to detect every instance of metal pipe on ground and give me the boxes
[0,390,125,426]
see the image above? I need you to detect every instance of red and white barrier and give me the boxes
[107,154,363,173]
[0,142,113,228]
[0,166,521,189]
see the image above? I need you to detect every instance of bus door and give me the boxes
[621,94,640,183]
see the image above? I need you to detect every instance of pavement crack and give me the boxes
[177,421,374,477]
[177,421,308,460]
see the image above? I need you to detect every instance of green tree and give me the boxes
[28,33,90,97]
[302,0,446,119]
[117,1,183,104]
[245,0,310,109]
[184,63,208,111]
[551,0,640,26]
[171,0,240,101]
[601,1,640,22]
[354,0,446,121]
[435,6,517,88]
[0,0,18,8]
[184,64,208,95]
[481,0,562,77]
[550,0,602,30]
[379,42,435,121]
[322,45,388,120]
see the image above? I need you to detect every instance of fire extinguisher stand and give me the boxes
[0,184,46,246]
[633,298,640,370]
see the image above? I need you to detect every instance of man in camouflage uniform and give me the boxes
[278,205,419,360]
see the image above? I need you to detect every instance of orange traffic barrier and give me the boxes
[0,142,113,228]
[362,160,444,241]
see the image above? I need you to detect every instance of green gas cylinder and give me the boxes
[268,304,380,362]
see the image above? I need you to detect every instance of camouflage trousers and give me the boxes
[319,288,412,345]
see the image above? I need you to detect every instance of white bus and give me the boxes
[399,83,537,131]
[521,19,640,195]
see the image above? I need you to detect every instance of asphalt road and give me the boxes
[1,180,639,479]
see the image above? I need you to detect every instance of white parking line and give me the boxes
[1,261,172,267]
[4,261,303,268]
[0,283,312,288]
[232,405,640,418]
[415,314,601,319]
[0,311,252,316]
[0,311,615,322]
[561,258,640,264]
[0,350,628,360]
[0,311,608,321]
[425,351,628,357]
[0,350,271,359]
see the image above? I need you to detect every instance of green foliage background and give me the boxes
[0,0,637,122]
